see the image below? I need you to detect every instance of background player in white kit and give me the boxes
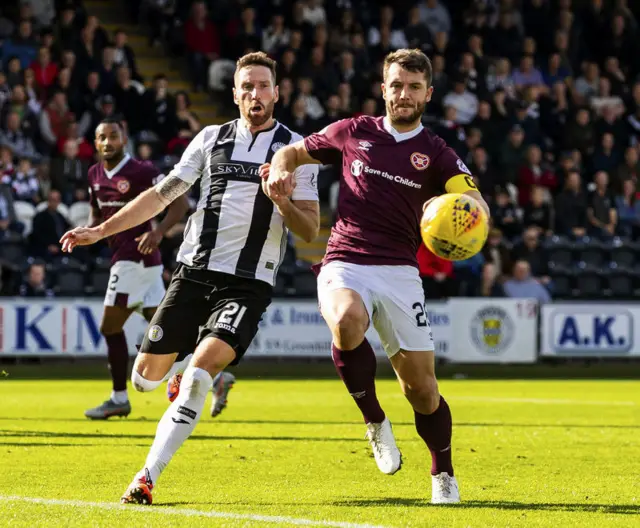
[60,52,320,504]
[266,49,490,504]
[84,119,189,420]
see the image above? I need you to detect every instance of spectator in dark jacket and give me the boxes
[29,190,70,260]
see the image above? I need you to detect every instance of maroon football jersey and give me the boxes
[304,116,472,268]
[88,155,162,266]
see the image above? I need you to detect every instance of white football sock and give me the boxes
[161,353,193,382]
[142,366,212,484]
[111,390,128,404]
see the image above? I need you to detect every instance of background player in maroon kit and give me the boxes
[84,119,189,419]
[266,49,490,503]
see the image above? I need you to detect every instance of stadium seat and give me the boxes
[574,237,607,268]
[548,263,574,299]
[293,270,317,297]
[0,240,26,263]
[544,236,573,268]
[88,269,110,295]
[607,265,634,299]
[610,239,637,268]
[55,269,87,296]
[273,274,287,296]
[13,201,36,236]
[68,201,92,227]
[574,264,606,299]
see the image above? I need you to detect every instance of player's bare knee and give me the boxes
[332,307,367,349]
[403,376,440,414]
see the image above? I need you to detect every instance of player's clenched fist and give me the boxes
[260,162,296,206]
[60,226,103,253]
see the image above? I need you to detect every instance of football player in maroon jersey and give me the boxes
[264,49,490,503]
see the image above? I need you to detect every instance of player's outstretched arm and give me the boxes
[267,140,321,197]
[60,175,193,253]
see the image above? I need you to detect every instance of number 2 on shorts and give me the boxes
[412,302,428,327]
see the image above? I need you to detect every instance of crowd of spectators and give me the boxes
[170,0,640,300]
[2,0,640,301]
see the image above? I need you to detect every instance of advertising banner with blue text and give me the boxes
[541,303,640,357]
[0,299,451,359]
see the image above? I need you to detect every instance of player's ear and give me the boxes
[381,81,387,100]
[273,84,279,104]
[232,86,239,106]
[425,86,434,103]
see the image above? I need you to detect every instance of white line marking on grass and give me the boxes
[449,396,636,406]
[0,496,388,528]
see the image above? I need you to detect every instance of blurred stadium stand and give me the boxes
[0,0,639,301]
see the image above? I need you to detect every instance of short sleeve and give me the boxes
[303,119,353,165]
[167,127,208,184]
[292,163,319,202]
[87,167,97,207]
[431,142,477,192]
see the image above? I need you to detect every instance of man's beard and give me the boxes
[244,100,275,126]
[386,100,425,126]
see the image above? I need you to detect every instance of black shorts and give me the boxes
[139,264,272,365]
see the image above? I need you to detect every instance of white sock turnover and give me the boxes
[141,366,212,483]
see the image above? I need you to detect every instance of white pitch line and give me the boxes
[449,396,636,406]
[0,495,388,528]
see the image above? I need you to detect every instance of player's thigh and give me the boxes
[372,267,434,358]
[317,263,372,337]
[100,305,135,335]
[137,266,211,374]
[199,278,272,367]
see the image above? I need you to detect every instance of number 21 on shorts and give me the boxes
[215,302,247,333]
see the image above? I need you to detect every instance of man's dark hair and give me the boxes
[97,117,124,132]
[383,49,433,86]
[235,51,277,83]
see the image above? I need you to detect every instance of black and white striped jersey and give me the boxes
[169,119,319,286]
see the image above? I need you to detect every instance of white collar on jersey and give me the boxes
[383,116,424,142]
[104,154,131,179]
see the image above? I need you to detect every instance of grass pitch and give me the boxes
[0,366,638,527]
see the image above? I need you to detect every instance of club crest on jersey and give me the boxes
[271,142,286,153]
[410,152,430,171]
[351,159,364,176]
[358,141,372,151]
[116,179,130,194]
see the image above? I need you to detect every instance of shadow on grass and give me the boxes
[0,429,367,443]
[332,497,640,514]
[0,417,637,430]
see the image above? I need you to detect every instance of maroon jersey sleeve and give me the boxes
[303,119,354,165]
[430,139,474,189]
[87,165,98,208]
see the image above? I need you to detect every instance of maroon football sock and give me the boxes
[331,340,385,424]
[414,396,454,476]
[106,332,129,392]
